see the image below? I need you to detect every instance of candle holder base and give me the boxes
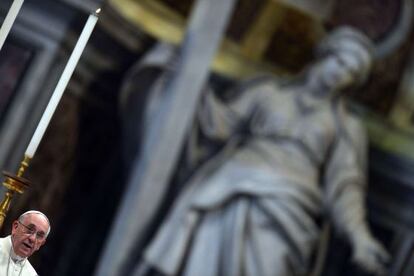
[2,171,30,193]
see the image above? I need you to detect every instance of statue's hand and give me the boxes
[351,234,390,275]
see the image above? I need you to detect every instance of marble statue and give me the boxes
[132,27,389,276]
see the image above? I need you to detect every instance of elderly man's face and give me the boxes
[11,214,49,258]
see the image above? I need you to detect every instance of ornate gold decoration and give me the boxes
[0,155,31,229]
[240,1,287,61]
[108,0,326,78]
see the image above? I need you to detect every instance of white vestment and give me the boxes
[0,236,37,276]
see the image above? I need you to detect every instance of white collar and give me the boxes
[8,236,27,264]
[10,248,26,264]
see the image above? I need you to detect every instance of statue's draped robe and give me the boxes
[140,77,368,276]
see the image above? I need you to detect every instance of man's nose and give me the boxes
[27,233,36,242]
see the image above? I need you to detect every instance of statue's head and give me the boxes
[311,26,374,92]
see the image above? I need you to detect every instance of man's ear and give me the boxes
[11,220,19,233]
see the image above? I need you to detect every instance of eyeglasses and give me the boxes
[18,221,46,241]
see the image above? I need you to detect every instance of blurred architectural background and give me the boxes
[1,0,414,275]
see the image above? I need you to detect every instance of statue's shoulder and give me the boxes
[242,74,287,90]
[226,74,287,100]
[332,98,366,141]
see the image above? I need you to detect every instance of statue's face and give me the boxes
[313,41,371,93]
[319,52,359,90]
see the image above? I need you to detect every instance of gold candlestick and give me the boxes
[0,155,31,229]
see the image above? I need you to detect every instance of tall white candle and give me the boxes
[25,9,101,158]
[0,0,24,51]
